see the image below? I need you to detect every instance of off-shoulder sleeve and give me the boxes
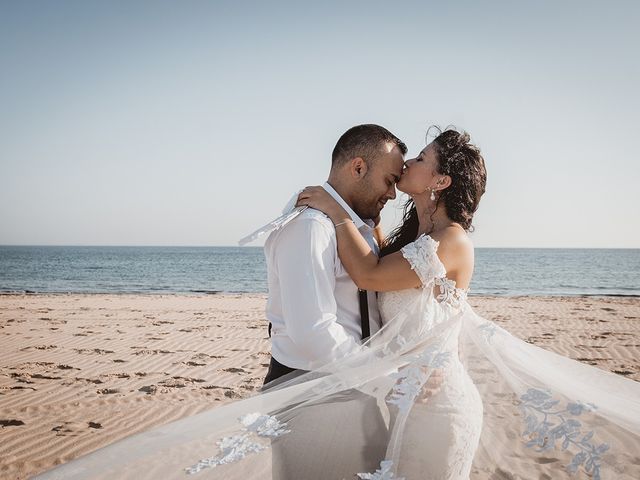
[400,234,446,287]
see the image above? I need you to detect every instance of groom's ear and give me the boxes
[350,157,368,179]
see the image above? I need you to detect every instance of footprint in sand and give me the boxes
[131,348,173,355]
[31,373,63,380]
[73,348,115,355]
[139,384,177,395]
[20,344,58,351]
[10,373,54,383]
[222,367,246,373]
[192,353,226,360]
[51,421,85,436]
[170,376,206,384]
[250,351,271,359]
[99,373,131,380]
[612,368,634,376]
[7,385,38,391]
[71,377,105,385]
[96,388,120,394]
[139,385,159,394]
[57,364,79,370]
[1,419,25,427]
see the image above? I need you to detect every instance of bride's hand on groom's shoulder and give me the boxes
[296,186,348,222]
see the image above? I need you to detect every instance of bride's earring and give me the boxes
[430,188,436,201]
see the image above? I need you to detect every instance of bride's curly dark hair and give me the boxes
[380,126,487,257]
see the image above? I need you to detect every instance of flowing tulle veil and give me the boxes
[33,288,640,479]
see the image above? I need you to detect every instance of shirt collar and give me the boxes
[322,182,373,231]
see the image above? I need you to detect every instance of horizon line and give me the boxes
[1,244,639,250]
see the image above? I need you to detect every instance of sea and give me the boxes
[0,246,639,297]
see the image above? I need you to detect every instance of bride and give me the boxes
[295,127,487,479]
[34,128,640,480]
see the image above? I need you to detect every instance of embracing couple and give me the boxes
[34,124,640,480]
[261,123,487,479]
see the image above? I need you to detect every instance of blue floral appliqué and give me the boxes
[386,344,450,413]
[518,388,609,479]
[184,412,290,474]
[357,460,405,480]
[477,321,498,343]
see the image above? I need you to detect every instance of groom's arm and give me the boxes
[275,215,360,367]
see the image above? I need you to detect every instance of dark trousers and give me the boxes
[263,355,308,387]
[270,388,388,479]
[262,356,388,479]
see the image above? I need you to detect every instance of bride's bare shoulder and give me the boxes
[431,225,474,275]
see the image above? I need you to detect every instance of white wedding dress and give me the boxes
[33,235,640,480]
[378,234,483,479]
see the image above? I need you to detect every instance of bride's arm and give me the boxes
[297,187,422,292]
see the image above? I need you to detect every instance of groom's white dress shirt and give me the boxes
[264,182,382,370]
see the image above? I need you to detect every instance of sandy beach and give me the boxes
[1,293,639,479]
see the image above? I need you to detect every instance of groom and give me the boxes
[262,124,406,479]
[263,123,406,384]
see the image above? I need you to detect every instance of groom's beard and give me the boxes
[360,200,386,221]
[351,190,385,221]
[353,202,382,222]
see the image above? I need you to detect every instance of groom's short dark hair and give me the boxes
[331,124,407,168]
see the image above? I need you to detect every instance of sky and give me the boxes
[1,1,639,248]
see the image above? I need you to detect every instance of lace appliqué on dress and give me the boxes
[477,321,500,345]
[184,412,290,474]
[434,276,468,308]
[400,234,468,309]
[400,234,446,287]
[386,344,451,413]
[357,460,405,480]
[519,388,610,480]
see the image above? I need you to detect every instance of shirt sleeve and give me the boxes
[274,215,361,366]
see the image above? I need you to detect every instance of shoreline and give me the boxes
[2,291,640,298]
[1,293,639,478]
